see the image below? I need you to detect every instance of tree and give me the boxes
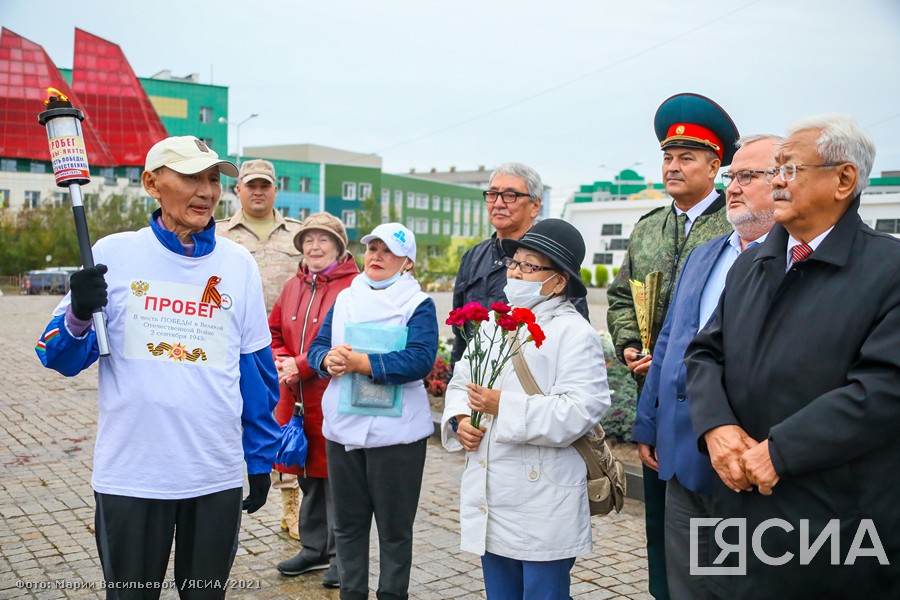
[0,193,150,275]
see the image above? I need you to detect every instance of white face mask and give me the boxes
[503,274,558,309]
[362,258,409,289]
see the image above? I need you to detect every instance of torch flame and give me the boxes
[44,87,69,105]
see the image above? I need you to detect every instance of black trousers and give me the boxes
[297,476,337,566]
[326,437,428,600]
[94,487,242,600]
[643,464,670,599]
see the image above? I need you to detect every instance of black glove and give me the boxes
[70,264,109,321]
[242,473,271,514]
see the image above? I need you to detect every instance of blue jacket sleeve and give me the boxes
[37,313,100,376]
[368,299,439,385]
[307,305,335,378]
[240,348,281,474]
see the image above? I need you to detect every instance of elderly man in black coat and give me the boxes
[685,114,900,598]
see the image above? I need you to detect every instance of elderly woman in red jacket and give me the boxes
[269,212,359,589]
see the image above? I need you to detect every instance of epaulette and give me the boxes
[637,205,667,222]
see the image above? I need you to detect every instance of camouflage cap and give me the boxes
[293,212,349,256]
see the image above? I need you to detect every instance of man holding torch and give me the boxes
[35,135,281,596]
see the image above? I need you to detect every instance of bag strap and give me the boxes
[510,339,542,396]
[510,337,610,481]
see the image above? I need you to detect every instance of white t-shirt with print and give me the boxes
[56,227,270,499]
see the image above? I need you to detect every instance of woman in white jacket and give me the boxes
[442,218,610,600]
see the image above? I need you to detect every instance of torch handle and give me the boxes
[69,185,110,356]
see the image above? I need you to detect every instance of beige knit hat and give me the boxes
[293,212,349,256]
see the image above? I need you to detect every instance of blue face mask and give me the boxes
[503,274,558,309]
[362,259,409,289]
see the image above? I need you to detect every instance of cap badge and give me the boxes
[393,230,407,246]
[194,139,210,153]
[675,125,685,135]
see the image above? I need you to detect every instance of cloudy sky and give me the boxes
[4,0,899,214]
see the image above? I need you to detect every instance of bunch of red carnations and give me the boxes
[446,301,546,428]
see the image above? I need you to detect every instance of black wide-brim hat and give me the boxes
[654,92,739,167]
[500,218,587,298]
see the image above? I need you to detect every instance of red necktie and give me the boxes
[790,243,813,265]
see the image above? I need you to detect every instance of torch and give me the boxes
[38,88,110,356]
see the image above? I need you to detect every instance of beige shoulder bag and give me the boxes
[511,348,626,516]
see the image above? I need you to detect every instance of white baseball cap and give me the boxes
[360,223,417,262]
[145,136,238,177]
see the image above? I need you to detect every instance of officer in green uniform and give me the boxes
[607,92,739,599]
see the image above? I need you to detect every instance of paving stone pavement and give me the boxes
[0,295,650,600]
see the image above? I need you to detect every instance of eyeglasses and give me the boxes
[483,190,532,204]
[502,256,556,274]
[764,163,841,184]
[721,169,773,187]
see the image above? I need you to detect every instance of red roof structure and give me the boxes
[71,29,168,166]
[0,28,115,166]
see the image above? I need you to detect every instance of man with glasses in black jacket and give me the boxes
[450,163,589,368]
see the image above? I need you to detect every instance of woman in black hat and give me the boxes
[441,219,611,599]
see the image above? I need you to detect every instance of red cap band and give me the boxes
[662,123,723,159]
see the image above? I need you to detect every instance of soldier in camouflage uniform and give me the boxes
[217,159,303,313]
[606,93,738,600]
[216,158,303,540]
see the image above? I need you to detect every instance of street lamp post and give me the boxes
[218,113,259,167]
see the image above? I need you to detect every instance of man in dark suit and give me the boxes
[686,114,900,598]
[632,134,779,599]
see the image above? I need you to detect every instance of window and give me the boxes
[442,220,451,235]
[341,210,357,228]
[382,189,391,204]
[875,219,900,234]
[594,253,614,265]
[453,198,462,215]
[100,167,116,185]
[144,197,156,212]
[298,208,310,221]
[416,218,428,234]
[0,189,9,209]
[299,177,311,193]
[601,223,623,236]
[407,192,415,208]
[201,138,214,149]
[416,194,428,210]
[30,161,46,173]
[359,183,373,201]
[453,222,461,236]
[432,195,441,211]
[342,182,356,200]
[279,207,289,217]
[126,167,141,186]
[608,238,629,251]
[443,197,451,212]
[53,192,67,206]
[395,190,403,213]
[1,159,16,171]
[199,107,213,123]
[278,176,290,192]
[25,190,41,208]
[406,217,415,230]
[432,219,440,234]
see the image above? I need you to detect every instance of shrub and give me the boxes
[598,331,637,441]
[602,361,638,441]
[580,267,592,288]
[594,265,609,288]
[613,266,620,277]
